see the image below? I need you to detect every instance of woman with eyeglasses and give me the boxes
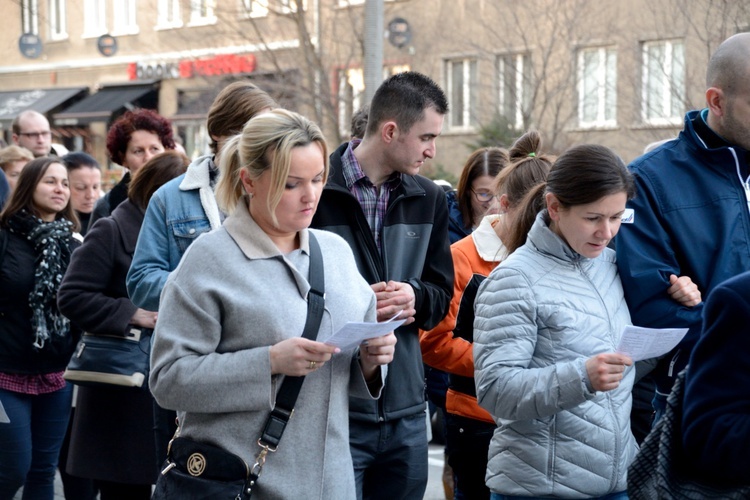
[421,130,552,500]
[432,146,509,496]
[88,109,175,232]
[447,148,509,244]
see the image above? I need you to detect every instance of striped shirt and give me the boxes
[341,140,402,253]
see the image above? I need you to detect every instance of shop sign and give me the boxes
[18,33,43,59]
[128,62,181,80]
[128,54,256,81]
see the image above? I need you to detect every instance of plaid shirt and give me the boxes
[341,140,401,253]
[0,371,66,395]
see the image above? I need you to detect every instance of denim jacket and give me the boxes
[126,155,223,311]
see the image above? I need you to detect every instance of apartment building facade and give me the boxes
[1,0,746,177]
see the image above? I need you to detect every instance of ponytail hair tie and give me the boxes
[528,152,536,157]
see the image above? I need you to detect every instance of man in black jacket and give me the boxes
[312,71,453,500]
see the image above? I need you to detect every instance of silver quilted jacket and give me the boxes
[473,212,638,498]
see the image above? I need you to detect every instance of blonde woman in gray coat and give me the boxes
[473,144,701,500]
[149,109,397,499]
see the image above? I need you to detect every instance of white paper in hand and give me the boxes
[616,325,689,362]
[325,312,405,351]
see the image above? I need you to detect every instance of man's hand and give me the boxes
[371,280,416,325]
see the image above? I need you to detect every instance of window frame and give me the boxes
[48,0,67,40]
[275,0,307,14]
[641,39,685,126]
[445,57,479,131]
[21,0,39,35]
[577,46,618,129]
[156,0,183,29]
[337,67,365,137]
[82,0,107,38]
[188,0,217,26]
[497,52,532,131]
[241,0,269,18]
[111,0,139,36]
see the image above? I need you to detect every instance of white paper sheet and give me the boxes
[0,400,9,423]
[325,312,406,351]
[616,325,689,362]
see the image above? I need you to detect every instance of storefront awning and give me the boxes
[0,87,88,127]
[53,82,159,126]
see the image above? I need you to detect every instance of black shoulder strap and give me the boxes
[258,232,325,449]
[0,230,7,269]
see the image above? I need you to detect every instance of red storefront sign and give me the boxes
[128,53,257,80]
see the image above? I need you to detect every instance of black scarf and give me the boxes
[7,210,74,349]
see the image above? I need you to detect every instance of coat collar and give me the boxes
[178,154,223,230]
[527,210,583,263]
[110,200,145,255]
[472,214,507,262]
[179,154,213,191]
[222,195,311,260]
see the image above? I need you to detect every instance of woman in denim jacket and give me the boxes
[125,81,276,469]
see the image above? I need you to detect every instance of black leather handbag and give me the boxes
[63,327,151,389]
[152,234,325,500]
[628,367,750,499]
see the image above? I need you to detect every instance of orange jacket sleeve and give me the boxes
[419,241,477,378]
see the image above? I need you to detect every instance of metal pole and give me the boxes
[363,0,384,105]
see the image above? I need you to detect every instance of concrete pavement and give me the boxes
[14,442,447,500]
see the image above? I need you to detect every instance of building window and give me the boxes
[157,0,182,28]
[497,53,531,130]
[48,0,66,40]
[445,58,478,130]
[642,40,685,125]
[578,46,617,128]
[338,68,365,137]
[241,0,269,18]
[189,0,217,25]
[21,0,39,34]
[83,0,106,37]
[276,0,306,14]
[112,0,138,35]
[337,65,411,138]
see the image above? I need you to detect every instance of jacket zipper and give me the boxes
[575,260,622,490]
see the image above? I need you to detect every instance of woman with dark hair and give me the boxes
[0,157,81,499]
[473,144,701,500]
[448,147,509,243]
[432,145,509,495]
[89,108,175,230]
[57,150,189,500]
[61,152,102,237]
[421,130,553,500]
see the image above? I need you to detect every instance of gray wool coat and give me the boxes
[150,199,382,500]
[473,212,638,498]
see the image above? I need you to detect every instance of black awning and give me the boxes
[0,87,88,126]
[53,82,159,125]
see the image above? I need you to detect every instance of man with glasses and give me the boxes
[12,110,59,158]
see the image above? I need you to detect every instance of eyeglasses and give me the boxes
[472,190,498,202]
[18,131,51,139]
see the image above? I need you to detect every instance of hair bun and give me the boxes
[509,129,542,160]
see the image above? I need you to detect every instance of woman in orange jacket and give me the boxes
[420,130,553,500]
